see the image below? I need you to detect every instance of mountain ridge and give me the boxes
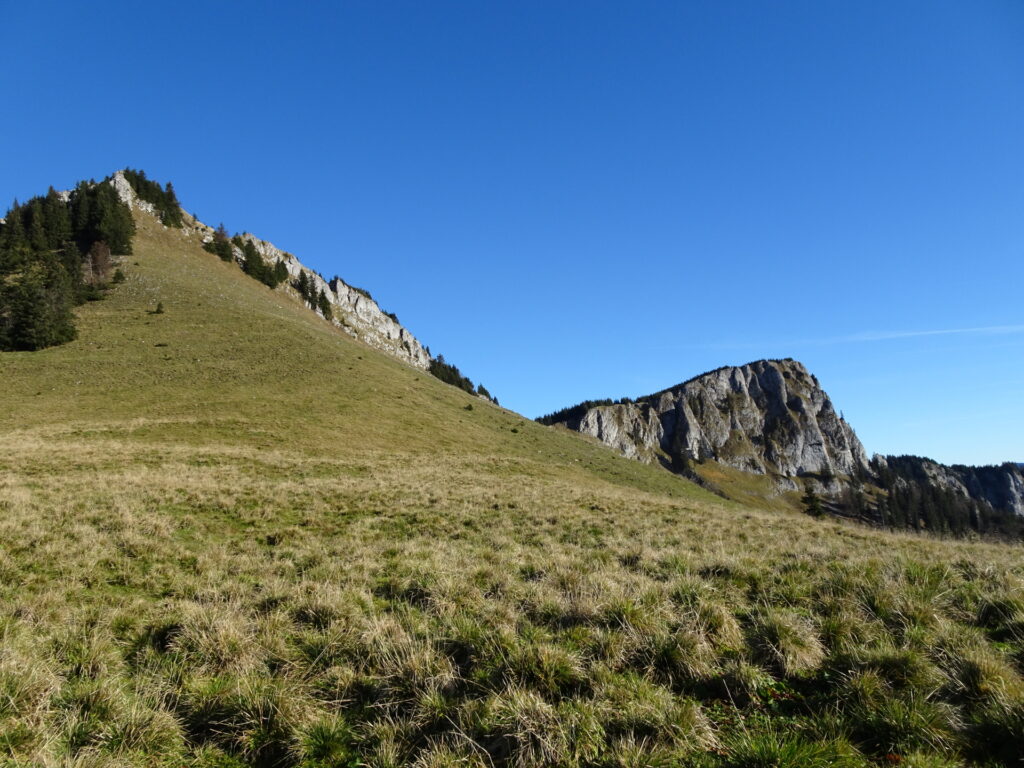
[543,358,868,490]
[107,171,434,371]
[543,358,1024,531]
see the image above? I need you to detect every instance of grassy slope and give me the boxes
[1,212,1023,767]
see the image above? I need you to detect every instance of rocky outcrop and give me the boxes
[234,233,430,369]
[546,358,1023,521]
[546,359,869,490]
[107,171,430,370]
[876,455,1024,517]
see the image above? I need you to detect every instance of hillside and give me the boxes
[1,179,1024,767]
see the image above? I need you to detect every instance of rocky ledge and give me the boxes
[545,359,869,491]
[108,171,430,370]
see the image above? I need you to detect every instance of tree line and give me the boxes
[870,456,1024,539]
[0,174,141,351]
[121,168,183,227]
[429,355,498,404]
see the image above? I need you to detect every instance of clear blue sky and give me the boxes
[3,1,1022,465]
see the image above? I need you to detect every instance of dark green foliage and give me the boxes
[537,397,630,426]
[429,355,498,403]
[0,173,136,351]
[225,238,285,289]
[295,270,313,307]
[429,355,476,395]
[293,270,327,309]
[43,188,72,250]
[112,268,125,284]
[802,488,824,517]
[241,241,266,280]
[873,456,1024,539]
[273,260,288,286]
[202,224,234,262]
[121,168,183,227]
[317,289,333,320]
[69,180,135,255]
[0,256,77,350]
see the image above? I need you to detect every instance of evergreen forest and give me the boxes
[0,175,141,350]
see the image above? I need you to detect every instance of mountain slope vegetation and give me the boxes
[1,186,1023,767]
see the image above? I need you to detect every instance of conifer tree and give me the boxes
[3,200,26,249]
[317,288,333,319]
[27,199,48,252]
[296,271,310,303]
[274,260,288,285]
[242,240,267,283]
[161,181,183,227]
[93,184,134,254]
[0,258,77,350]
[801,487,824,517]
[43,188,72,250]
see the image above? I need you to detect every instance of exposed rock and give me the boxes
[548,359,870,490]
[547,358,1022,521]
[875,455,1024,517]
[236,233,431,370]
[108,170,158,218]
[106,170,431,370]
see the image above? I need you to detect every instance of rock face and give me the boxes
[549,359,869,489]
[547,358,1023,520]
[107,171,431,370]
[876,455,1024,517]
[234,232,431,369]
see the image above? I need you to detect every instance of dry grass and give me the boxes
[0,212,1022,766]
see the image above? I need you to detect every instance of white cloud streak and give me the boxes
[838,324,1024,343]
[679,324,1024,351]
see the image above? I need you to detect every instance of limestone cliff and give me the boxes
[108,171,430,370]
[545,359,869,490]
[875,455,1024,518]
[544,359,1023,523]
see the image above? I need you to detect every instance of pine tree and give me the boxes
[317,289,333,319]
[242,241,267,283]
[161,181,183,227]
[93,184,134,254]
[27,199,48,251]
[274,260,288,285]
[1,258,77,351]
[801,487,824,517]
[3,200,26,250]
[43,187,72,250]
[296,271,310,303]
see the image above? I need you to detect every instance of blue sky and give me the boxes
[3,1,1022,465]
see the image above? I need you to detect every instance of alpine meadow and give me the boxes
[0,170,1023,768]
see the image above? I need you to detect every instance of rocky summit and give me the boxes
[545,358,868,491]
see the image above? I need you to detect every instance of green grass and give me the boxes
[1,211,1023,766]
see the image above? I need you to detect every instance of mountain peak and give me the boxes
[543,358,868,490]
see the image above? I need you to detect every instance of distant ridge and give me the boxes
[543,358,1024,537]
